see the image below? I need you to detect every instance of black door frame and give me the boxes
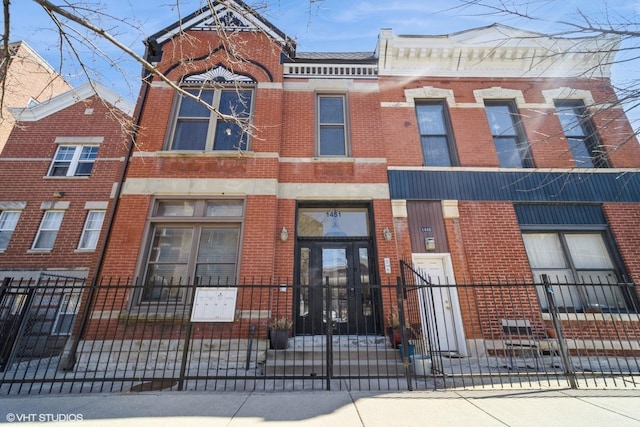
[293,201,382,336]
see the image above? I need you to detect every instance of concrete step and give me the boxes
[262,346,407,377]
[262,358,407,377]
[266,347,400,361]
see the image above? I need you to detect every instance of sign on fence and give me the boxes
[190,287,238,322]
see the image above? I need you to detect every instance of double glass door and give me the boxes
[296,242,380,335]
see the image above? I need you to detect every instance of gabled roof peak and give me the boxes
[147,0,293,52]
[9,82,134,122]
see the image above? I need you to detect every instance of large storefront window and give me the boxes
[140,199,243,303]
[522,232,629,312]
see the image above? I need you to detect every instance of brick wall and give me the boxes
[0,95,129,274]
[378,76,640,169]
[603,203,640,278]
[457,201,532,280]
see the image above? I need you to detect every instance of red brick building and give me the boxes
[0,83,133,280]
[92,3,639,354]
[0,83,132,362]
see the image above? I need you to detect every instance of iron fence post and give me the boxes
[325,276,333,390]
[396,275,413,391]
[178,280,197,391]
[542,275,578,389]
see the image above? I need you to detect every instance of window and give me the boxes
[141,199,244,303]
[0,210,20,251]
[317,94,348,156]
[485,102,533,168]
[32,211,64,250]
[51,292,81,335]
[170,88,253,151]
[522,232,629,312]
[78,210,105,250]
[48,145,99,176]
[554,100,608,168]
[415,101,457,166]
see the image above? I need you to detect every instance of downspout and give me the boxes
[63,48,155,370]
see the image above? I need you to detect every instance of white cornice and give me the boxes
[9,82,134,121]
[377,24,619,79]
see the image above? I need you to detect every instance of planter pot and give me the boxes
[269,329,289,350]
[387,327,402,348]
[398,344,415,358]
[412,354,432,376]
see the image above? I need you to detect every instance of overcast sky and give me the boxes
[6,0,640,121]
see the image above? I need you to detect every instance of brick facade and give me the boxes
[0,87,131,278]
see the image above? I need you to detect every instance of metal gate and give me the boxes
[1,272,639,394]
[399,260,640,390]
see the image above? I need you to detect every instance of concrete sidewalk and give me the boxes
[1,389,640,426]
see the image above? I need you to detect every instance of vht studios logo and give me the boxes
[6,413,84,422]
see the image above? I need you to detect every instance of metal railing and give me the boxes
[1,271,639,394]
[399,260,640,390]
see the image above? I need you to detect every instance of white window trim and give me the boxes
[77,210,106,251]
[31,210,65,251]
[51,292,81,336]
[48,144,99,177]
[0,210,21,252]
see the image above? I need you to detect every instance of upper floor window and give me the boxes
[415,101,457,166]
[554,100,608,168]
[170,88,253,151]
[32,210,64,251]
[48,145,98,177]
[78,210,105,250]
[484,101,533,168]
[0,210,20,251]
[317,94,349,156]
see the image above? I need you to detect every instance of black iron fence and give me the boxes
[400,260,640,390]
[0,271,639,394]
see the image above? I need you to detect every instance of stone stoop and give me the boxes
[262,335,407,377]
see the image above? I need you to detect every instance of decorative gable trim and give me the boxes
[9,83,134,122]
[182,65,255,84]
[149,1,292,50]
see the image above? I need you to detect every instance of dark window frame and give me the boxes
[168,86,254,152]
[521,229,636,313]
[484,100,534,168]
[138,198,245,305]
[316,93,350,157]
[415,100,458,166]
[554,99,609,168]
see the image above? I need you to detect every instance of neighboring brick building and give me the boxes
[91,4,640,354]
[0,82,133,280]
[380,25,640,355]
[0,41,71,153]
[0,83,132,361]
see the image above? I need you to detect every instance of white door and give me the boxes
[412,254,467,357]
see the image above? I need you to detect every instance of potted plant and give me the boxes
[269,317,292,350]
[386,311,415,349]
